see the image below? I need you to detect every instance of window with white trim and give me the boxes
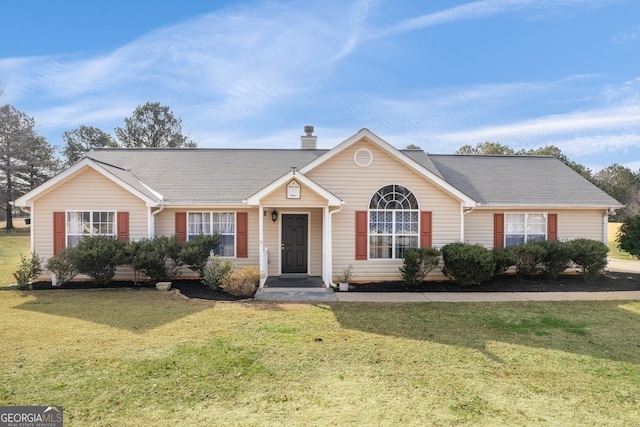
[505,213,547,247]
[67,211,116,247]
[187,212,236,257]
[369,185,419,259]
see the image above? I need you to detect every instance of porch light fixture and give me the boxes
[271,209,278,223]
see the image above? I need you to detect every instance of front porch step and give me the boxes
[254,287,337,302]
[264,275,324,288]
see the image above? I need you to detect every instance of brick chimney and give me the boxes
[301,125,317,149]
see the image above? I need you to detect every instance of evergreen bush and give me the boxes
[441,242,494,286]
[569,238,609,281]
[203,255,235,290]
[178,234,221,278]
[538,240,574,280]
[400,248,441,286]
[74,236,126,286]
[616,213,640,259]
[46,248,79,286]
[513,242,546,279]
[129,236,182,282]
[492,247,517,274]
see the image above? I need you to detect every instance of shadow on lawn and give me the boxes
[15,288,211,333]
[328,301,640,365]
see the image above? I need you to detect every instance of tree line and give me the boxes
[1,102,194,228]
[2,102,639,228]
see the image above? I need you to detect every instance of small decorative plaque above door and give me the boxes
[287,180,301,199]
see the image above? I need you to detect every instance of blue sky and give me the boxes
[1,0,639,172]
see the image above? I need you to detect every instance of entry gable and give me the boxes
[299,128,477,207]
[14,157,162,208]
[244,170,343,206]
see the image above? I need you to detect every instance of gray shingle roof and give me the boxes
[430,155,622,207]
[88,148,327,205]
[87,148,621,208]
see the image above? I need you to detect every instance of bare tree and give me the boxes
[456,142,515,155]
[62,125,118,165]
[115,102,196,148]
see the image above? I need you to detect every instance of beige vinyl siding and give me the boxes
[465,209,607,248]
[155,207,261,276]
[307,139,462,282]
[33,167,149,262]
[556,210,606,241]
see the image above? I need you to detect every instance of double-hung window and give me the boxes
[66,211,116,247]
[505,213,547,246]
[187,212,236,257]
[369,185,419,259]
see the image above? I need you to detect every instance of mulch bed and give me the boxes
[352,271,640,293]
[23,272,640,301]
[28,280,245,301]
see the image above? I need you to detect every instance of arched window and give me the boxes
[369,185,419,259]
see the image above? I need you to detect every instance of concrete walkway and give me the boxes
[607,257,640,273]
[334,290,640,303]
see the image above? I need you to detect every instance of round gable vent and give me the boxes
[354,148,373,167]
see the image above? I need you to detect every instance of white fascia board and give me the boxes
[244,170,343,206]
[299,128,477,208]
[14,158,161,207]
[472,204,625,210]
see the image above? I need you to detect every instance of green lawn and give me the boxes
[608,241,636,260]
[0,291,638,426]
[0,229,30,286]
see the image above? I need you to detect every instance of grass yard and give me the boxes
[0,226,30,286]
[0,290,638,426]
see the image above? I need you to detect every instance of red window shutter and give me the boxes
[117,212,129,241]
[53,212,66,255]
[236,212,248,258]
[175,212,187,243]
[494,213,504,249]
[420,211,433,248]
[355,211,368,260]
[548,213,558,241]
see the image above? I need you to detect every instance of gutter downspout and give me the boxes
[21,203,35,252]
[150,202,166,239]
[461,206,476,243]
[326,203,344,289]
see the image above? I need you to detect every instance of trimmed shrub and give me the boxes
[203,255,235,290]
[616,213,640,259]
[538,240,574,280]
[441,242,494,286]
[178,234,221,278]
[123,239,147,284]
[400,247,441,286]
[46,248,79,286]
[492,247,517,274]
[221,266,261,298]
[74,236,126,286]
[13,252,43,289]
[513,242,546,279]
[129,236,182,282]
[569,238,609,282]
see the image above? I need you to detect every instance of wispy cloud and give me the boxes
[376,0,621,37]
[0,0,637,173]
[612,27,639,43]
[4,1,363,135]
[436,105,640,144]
